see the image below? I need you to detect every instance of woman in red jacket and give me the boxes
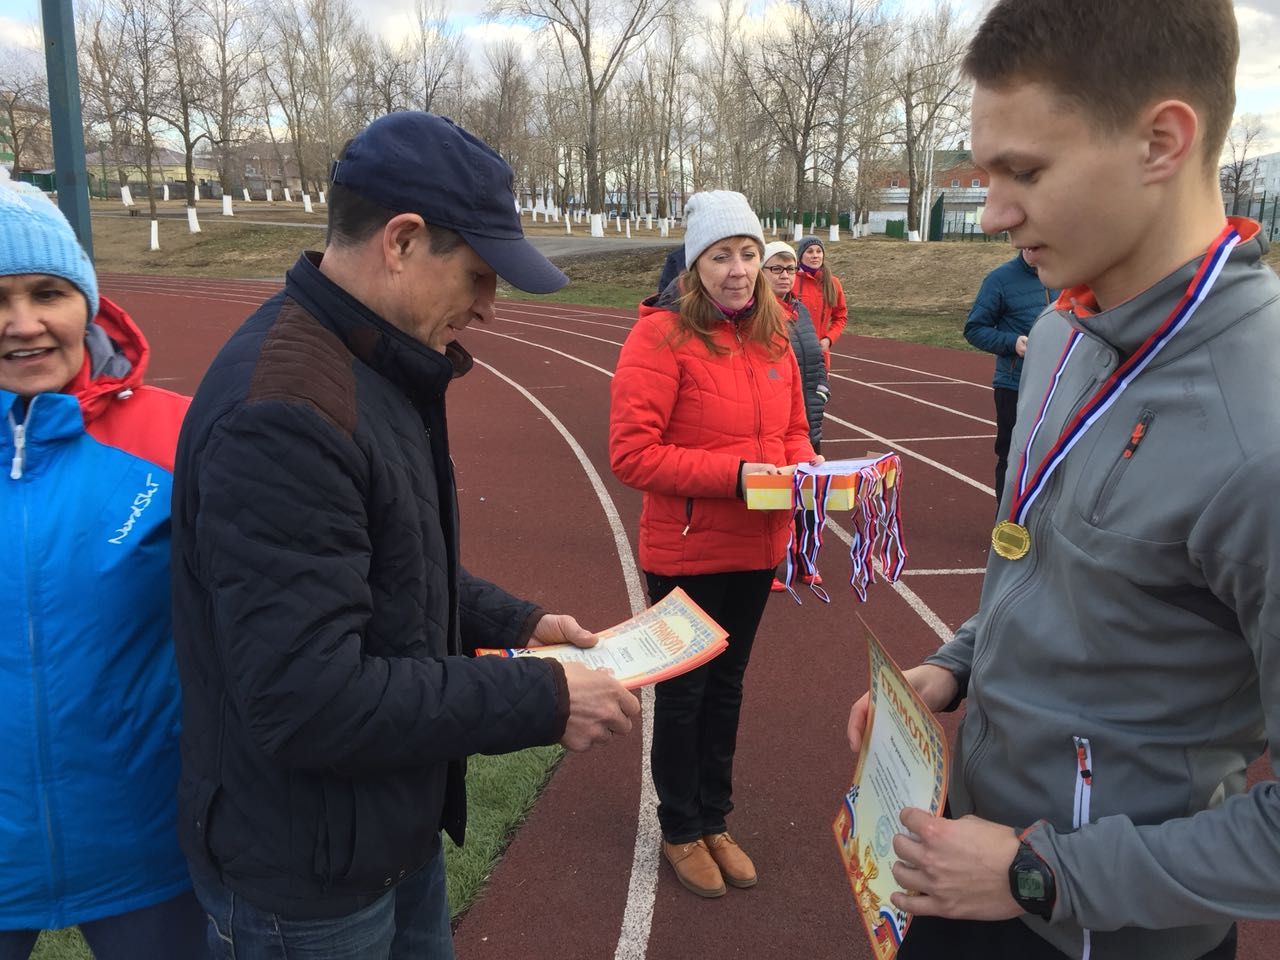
[610,191,819,899]
[792,235,848,369]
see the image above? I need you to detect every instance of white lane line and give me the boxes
[821,520,954,642]
[830,372,995,426]
[99,283,265,307]
[494,316,627,347]
[474,336,660,960]
[498,299,636,324]
[822,435,996,444]
[475,329,618,377]
[830,351,988,387]
[822,412,995,497]
[905,568,987,576]
[865,380,967,386]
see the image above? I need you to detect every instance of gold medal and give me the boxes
[992,520,1031,561]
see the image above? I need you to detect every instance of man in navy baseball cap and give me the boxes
[329,111,567,294]
[170,109,638,960]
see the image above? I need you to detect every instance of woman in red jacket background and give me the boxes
[610,191,819,900]
[792,235,847,369]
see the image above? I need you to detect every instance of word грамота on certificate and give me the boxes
[474,587,728,689]
[833,621,949,959]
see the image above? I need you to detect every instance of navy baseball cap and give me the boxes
[329,112,568,294]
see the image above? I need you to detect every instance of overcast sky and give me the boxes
[3,0,1278,155]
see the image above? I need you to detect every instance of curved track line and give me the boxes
[829,350,988,387]
[473,356,661,960]
[829,372,995,426]
[823,411,995,496]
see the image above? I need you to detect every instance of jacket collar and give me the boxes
[285,252,472,405]
[1053,218,1266,360]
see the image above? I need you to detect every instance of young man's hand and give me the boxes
[889,810,1022,920]
[559,663,640,752]
[1015,335,1029,357]
[846,663,959,756]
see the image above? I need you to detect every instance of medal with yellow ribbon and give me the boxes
[994,223,1242,561]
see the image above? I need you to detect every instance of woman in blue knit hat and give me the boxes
[0,177,205,958]
[792,235,848,370]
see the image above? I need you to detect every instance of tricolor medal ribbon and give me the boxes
[994,224,1242,561]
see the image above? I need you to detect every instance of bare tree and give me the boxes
[157,0,213,211]
[116,0,172,226]
[741,0,845,225]
[491,0,674,234]
[0,46,51,177]
[413,0,463,112]
[197,0,259,195]
[819,0,876,226]
[890,3,968,236]
[1220,113,1268,215]
[79,0,135,192]
[260,2,314,192]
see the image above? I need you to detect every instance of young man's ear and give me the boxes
[1140,99,1200,185]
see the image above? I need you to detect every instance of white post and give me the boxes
[318,190,326,204]
[162,183,170,201]
[187,206,201,233]
[302,193,313,213]
[222,195,234,216]
[193,183,200,202]
[242,188,251,202]
[772,222,778,236]
[121,185,134,206]
[149,220,160,250]
[266,188,274,203]
[590,213,604,237]
[625,221,631,238]
[660,218,670,238]
[908,229,922,242]
[829,223,839,242]
[283,188,292,202]
[647,214,653,230]
[793,223,803,241]
[565,216,571,235]
[615,214,622,233]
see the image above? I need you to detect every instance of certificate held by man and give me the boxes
[833,624,949,958]
[475,588,728,689]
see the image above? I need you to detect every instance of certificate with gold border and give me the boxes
[833,622,949,958]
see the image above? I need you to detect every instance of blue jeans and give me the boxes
[0,890,208,960]
[191,848,454,960]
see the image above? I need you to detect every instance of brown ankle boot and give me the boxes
[703,832,757,888]
[662,839,726,898]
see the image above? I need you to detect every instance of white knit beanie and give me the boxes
[762,240,796,264]
[683,191,765,268]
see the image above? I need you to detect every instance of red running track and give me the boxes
[101,273,1278,960]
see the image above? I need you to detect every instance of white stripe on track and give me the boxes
[822,435,996,444]
[473,345,661,960]
[821,520,955,642]
[904,568,986,576]
[829,372,995,426]
[823,412,996,497]
[494,316,627,348]
[828,350,987,387]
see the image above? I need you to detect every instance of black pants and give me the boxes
[993,386,1019,507]
[899,916,1237,960]
[645,569,774,843]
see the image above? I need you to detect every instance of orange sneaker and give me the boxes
[771,577,788,592]
[703,832,757,888]
[801,572,823,586]
[662,839,726,898]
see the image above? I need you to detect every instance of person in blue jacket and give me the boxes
[0,179,203,956]
[963,250,1054,504]
[657,244,686,294]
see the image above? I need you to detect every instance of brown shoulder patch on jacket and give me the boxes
[248,299,357,437]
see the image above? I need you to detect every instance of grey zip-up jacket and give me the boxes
[926,222,1280,960]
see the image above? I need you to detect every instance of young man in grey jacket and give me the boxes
[847,2,1280,958]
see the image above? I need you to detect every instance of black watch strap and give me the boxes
[1008,840,1056,920]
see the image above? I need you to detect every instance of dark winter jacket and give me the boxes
[657,246,686,294]
[781,293,829,445]
[170,253,570,921]
[963,253,1055,391]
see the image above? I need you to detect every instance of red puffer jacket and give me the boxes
[610,299,816,576]
[793,270,848,359]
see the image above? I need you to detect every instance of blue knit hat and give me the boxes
[795,235,824,260]
[0,178,99,321]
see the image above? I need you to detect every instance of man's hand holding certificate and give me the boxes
[476,588,728,689]
[834,626,951,958]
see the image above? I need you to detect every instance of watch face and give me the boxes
[1016,870,1047,900]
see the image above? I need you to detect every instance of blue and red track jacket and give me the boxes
[0,297,191,929]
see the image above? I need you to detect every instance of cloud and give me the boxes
[0,14,41,52]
